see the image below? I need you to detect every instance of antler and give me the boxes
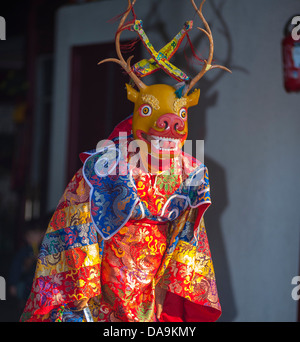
[98,0,146,90]
[186,0,231,94]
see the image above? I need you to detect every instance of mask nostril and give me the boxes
[164,121,168,129]
[174,123,178,131]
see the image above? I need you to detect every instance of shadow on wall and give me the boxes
[195,75,237,321]
[204,157,235,322]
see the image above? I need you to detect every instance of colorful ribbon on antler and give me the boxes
[132,20,192,82]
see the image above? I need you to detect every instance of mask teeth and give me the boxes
[151,135,180,142]
[152,140,160,150]
[150,136,179,151]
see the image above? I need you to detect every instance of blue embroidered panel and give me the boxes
[50,307,84,322]
[83,145,139,240]
[83,143,211,239]
[39,222,97,257]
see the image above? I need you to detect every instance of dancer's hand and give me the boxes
[155,286,167,320]
[72,298,89,311]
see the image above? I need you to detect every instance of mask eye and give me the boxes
[179,107,187,120]
[139,104,152,117]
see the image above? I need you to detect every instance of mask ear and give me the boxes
[126,83,139,103]
[187,89,200,108]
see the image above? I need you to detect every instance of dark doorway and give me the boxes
[67,41,141,180]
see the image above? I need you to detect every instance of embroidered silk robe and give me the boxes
[21,117,221,322]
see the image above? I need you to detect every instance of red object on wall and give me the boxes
[282,18,300,92]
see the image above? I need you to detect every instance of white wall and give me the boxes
[197,0,300,322]
[48,0,300,321]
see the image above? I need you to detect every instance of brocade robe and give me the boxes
[21,116,221,322]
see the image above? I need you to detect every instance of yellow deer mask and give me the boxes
[98,0,230,170]
[127,83,200,159]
